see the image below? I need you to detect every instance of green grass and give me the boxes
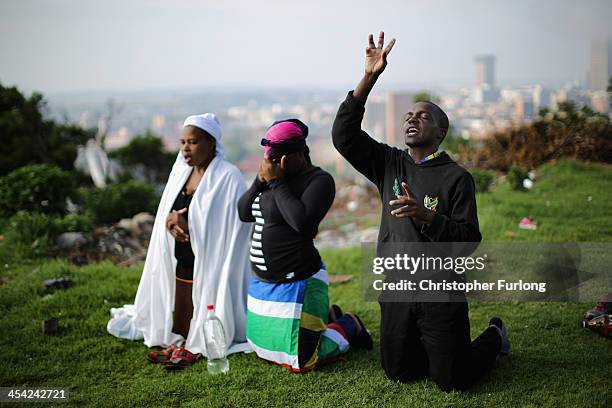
[0,159,611,407]
[477,159,612,242]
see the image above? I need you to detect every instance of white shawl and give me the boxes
[107,153,252,356]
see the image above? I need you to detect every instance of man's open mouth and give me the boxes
[407,126,419,135]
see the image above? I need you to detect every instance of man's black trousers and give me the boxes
[379,301,501,392]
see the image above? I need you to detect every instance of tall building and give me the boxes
[551,82,590,111]
[590,91,610,114]
[532,85,551,112]
[385,92,414,148]
[151,115,166,130]
[363,95,386,141]
[473,55,498,103]
[588,39,612,91]
[475,55,496,88]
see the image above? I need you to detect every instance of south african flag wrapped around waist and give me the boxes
[246,265,350,372]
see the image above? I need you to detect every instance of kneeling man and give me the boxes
[331,32,510,392]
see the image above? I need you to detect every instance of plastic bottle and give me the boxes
[204,304,229,374]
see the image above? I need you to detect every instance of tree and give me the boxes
[414,91,440,103]
[109,130,176,184]
[440,125,469,153]
[0,83,94,176]
[462,100,612,170]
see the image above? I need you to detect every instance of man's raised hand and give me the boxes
[353,31,396,100]
[365,31,396,77]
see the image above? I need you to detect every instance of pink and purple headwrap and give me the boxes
[261,119,309,159]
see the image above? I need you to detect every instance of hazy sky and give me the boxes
[1,0,611,94]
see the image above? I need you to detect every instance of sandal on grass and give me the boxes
[163,347,202,371]
[147,344,179,364]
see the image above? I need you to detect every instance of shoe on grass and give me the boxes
[328,304,344,323]
[584,293,612,320]
[489,317,510,356]
[518,216,537,230]
[163,347,202,371]
[148,344,179,364]
[348,313,373,350]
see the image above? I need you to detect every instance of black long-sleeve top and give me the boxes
[237,167,335,282]
[171,183,195,278]
[331,91,481,247]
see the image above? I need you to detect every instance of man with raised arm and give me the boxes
[331,32,509,392]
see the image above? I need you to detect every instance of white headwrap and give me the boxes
[183,113,225,158]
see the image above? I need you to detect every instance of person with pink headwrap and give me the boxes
[237,119,372,372]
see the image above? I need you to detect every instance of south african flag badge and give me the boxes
[424,195,439,212]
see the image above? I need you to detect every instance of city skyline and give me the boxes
[45,39,611,159]
[1,0,611,94]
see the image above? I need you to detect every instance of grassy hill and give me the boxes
[0,159,610,407]
[477,159,612,242]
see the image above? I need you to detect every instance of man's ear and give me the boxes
[438,128,448,144]
[280,155,287,169]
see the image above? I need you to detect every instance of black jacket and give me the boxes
[237,167,335,282]
[332,91,482,248]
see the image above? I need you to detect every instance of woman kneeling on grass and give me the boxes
[237,119,372,372]
[108,113,251,370]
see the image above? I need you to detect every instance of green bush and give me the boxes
[109,130,176,184]
[3,211,54,258]
[439,126,470,154]
[462,101,612,170]
[0,217,8,233]
[0,164,75,217]
[6,211,53,243]
[53,213,93,233]
[83,180,158,224]
[4,211,92,242]
[507,165,529,191]
[470,168,495,193]
[1,211,93,259]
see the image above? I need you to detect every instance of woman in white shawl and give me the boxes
[107,113,251,370]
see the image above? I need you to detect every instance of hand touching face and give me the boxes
[258,156,285,183]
